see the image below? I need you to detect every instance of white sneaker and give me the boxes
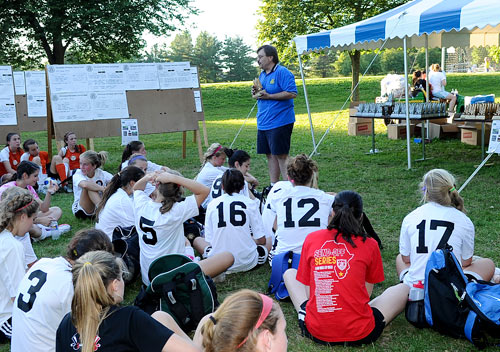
[34,225,52,242]
[51,224,71,240]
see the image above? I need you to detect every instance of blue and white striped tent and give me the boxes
[294,0,500,168]
[294,0,500,54]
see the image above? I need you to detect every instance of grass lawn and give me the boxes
[2,73,500,351]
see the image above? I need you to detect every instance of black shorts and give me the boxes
[299,302,386,346]
[257,123,293,155]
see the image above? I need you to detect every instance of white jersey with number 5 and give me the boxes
[134,190,199,285]
[11,257,73,352]
[399,202,474,287]
[269,185,335,255]
[205,193,266,273]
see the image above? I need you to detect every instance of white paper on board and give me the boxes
[90,91,129,120]
[0,97,17,125]
[123,63,160,90]
[87,64,126,92]
[488,120,500,154]
[121,118,139,145]
[27,94,47,117]
[25,71,46,95]
[13,72,26,95]
[190,67,199,88]
[51,92,92,122]
[47,65,89,93]
[157,62,192,89]
[0,66,15,98]
[193,90,202,112]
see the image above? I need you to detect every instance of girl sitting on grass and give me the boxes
[119,140,170,173]
[194,169,270,274]
[49,131,86,191]
[0,132,23,181]
[133,170,233,285]
[72,150,112,220]
[0,161,69,243]
[56,250,201,352]
[397,168,497,286]
[0,187,39,343]
[267,154,335,260]
[284,191,409,346]
[193,289,287,352]
[95,166,145,240]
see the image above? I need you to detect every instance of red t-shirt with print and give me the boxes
[296,228,384,342]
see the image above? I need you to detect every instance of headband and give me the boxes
[449,186,456,192]
[15,200,34,212]
[237,294,273,348]
[129,155,147,164]
[210,145,222,158]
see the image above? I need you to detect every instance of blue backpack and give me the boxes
[424,245,500,348]
[268,251,300,300]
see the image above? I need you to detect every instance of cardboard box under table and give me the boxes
[416,122,461,139]
[387,123,415,140]
[460,123,491,146]
[348,121,372,136]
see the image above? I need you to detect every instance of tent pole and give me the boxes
[404,37,412,169]
[441,47,446,70]
[297,53,317,153]
[425,34,429,139]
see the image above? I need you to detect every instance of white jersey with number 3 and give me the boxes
[270,185,335,255]
[399,202,474,287]
[11,257,73,352]
[205,193,266,273]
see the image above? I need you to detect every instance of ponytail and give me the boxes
[80,150,108,169]
[157,170,184,214]
[96,166,145,218]
[328,191,367,248]
[421,169,464,212]
[71,251,121,352]
[121,141,144,165]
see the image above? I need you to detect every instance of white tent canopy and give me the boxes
[293,0,500,168]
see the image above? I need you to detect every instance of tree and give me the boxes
[220,37,257,82]
[142,43,170,63]
[257,0,406,101]
[168,31,194,63]
[308,51,337,78]
[0,0,197,65]
[192,31,222,83]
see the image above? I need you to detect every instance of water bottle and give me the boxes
[405,281,427,328]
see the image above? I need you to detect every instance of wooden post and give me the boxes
[182,131,187,159]
[201,120,208,147]
[86,138,94,151]
[45,66,54,159]
[195,129,203,163]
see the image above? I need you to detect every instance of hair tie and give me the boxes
[210,145,222,158]
[117,172,121,177]
[449,186,456,192]
[421,186,426,192]
[237,294,273,348]
[83,262,92,267]
[73,249,78,257]
[15,200,34,212]
[209,316,217,325]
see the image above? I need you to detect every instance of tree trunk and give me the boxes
[349,50,360,102]
[52,40,66,64]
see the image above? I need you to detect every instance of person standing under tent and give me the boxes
[252,44,297,186]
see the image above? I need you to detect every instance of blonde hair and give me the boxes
[201,290,282,352]
[421,169,464,212]
[0,186,39,232]
[203,143,226,164]
[80,150,108,169]
[431,63,441,72]
[71,251,121,352]
[287,154,318,187]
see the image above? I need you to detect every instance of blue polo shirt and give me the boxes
[257,64,297,131]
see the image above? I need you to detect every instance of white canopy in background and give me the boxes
[293,0,500,168]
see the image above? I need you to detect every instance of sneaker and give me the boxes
[51,224,71,240]
[33,225,52,242]
[63,185,73,193]
[202,245,212,259]
[256,245,269,265]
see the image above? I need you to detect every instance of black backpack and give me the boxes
[137,254,219,332]
[424,245,500,348]
[112,225,140,284]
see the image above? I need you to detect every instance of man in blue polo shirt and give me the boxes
[252,44,297,184]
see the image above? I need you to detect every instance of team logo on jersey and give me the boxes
[13,160,18,165]
[96,180,103,186]
[70,334,101,351]
[314,240,354,280]
[71,156,76,161]
[270,79,275,84]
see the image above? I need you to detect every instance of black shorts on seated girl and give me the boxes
[299,301,385,346]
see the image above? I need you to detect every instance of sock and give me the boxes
[55,163,66,182]
[64,162,69,176]
[185,246,195,260]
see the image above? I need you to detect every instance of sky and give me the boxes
[145,0,262,50]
